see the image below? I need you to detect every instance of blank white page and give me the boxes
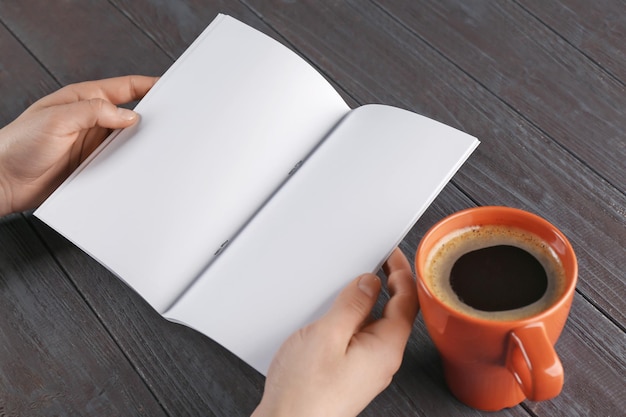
[34,15,349,313]
[165,104,479,374]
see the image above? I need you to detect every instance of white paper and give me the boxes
[165,104,479,374]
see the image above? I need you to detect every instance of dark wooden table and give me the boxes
[1,1,624,416]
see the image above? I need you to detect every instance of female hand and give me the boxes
[0,75,158,216]
[252,248,419,417]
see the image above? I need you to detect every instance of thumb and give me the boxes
[59,98,139,132]
[323,274,382,339]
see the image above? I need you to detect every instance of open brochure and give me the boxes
[35,14,479,374]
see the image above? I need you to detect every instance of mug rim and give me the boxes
[415,206,578,326]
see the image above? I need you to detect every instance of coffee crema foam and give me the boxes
[425,225,566,321]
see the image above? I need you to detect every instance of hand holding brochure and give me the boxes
[35,14,479,374]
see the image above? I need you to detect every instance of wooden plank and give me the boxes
[0,21,58,126]
[0,215,167,416]
[0,0,172,85]
[517,0,626,82]
[373,0,626,193]
[109,0,271,59]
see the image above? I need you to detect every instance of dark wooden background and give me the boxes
[1,1,624,416]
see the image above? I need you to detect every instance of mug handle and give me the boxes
[506,323,564,401]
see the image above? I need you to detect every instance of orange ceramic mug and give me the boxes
[415,206,577,411]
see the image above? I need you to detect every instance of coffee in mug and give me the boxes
[424,224,567,321]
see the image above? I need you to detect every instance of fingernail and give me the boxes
[117,107,137,121]
[358,274,380,298]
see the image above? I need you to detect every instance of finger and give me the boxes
[364,254,418,350]
[383,247,412,277]
[51,98,141,134]
[35,75,159,108]
[322,273,382,342]
[383,261,419,327]
[382,248,418,323]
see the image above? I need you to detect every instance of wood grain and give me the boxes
[0,215,167,416]
[0,0,172,84]
[374,0,626,192]
[0,0,624,416]
[0,21,59,125]
[109,0,270,59]
[517,0,626,82]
